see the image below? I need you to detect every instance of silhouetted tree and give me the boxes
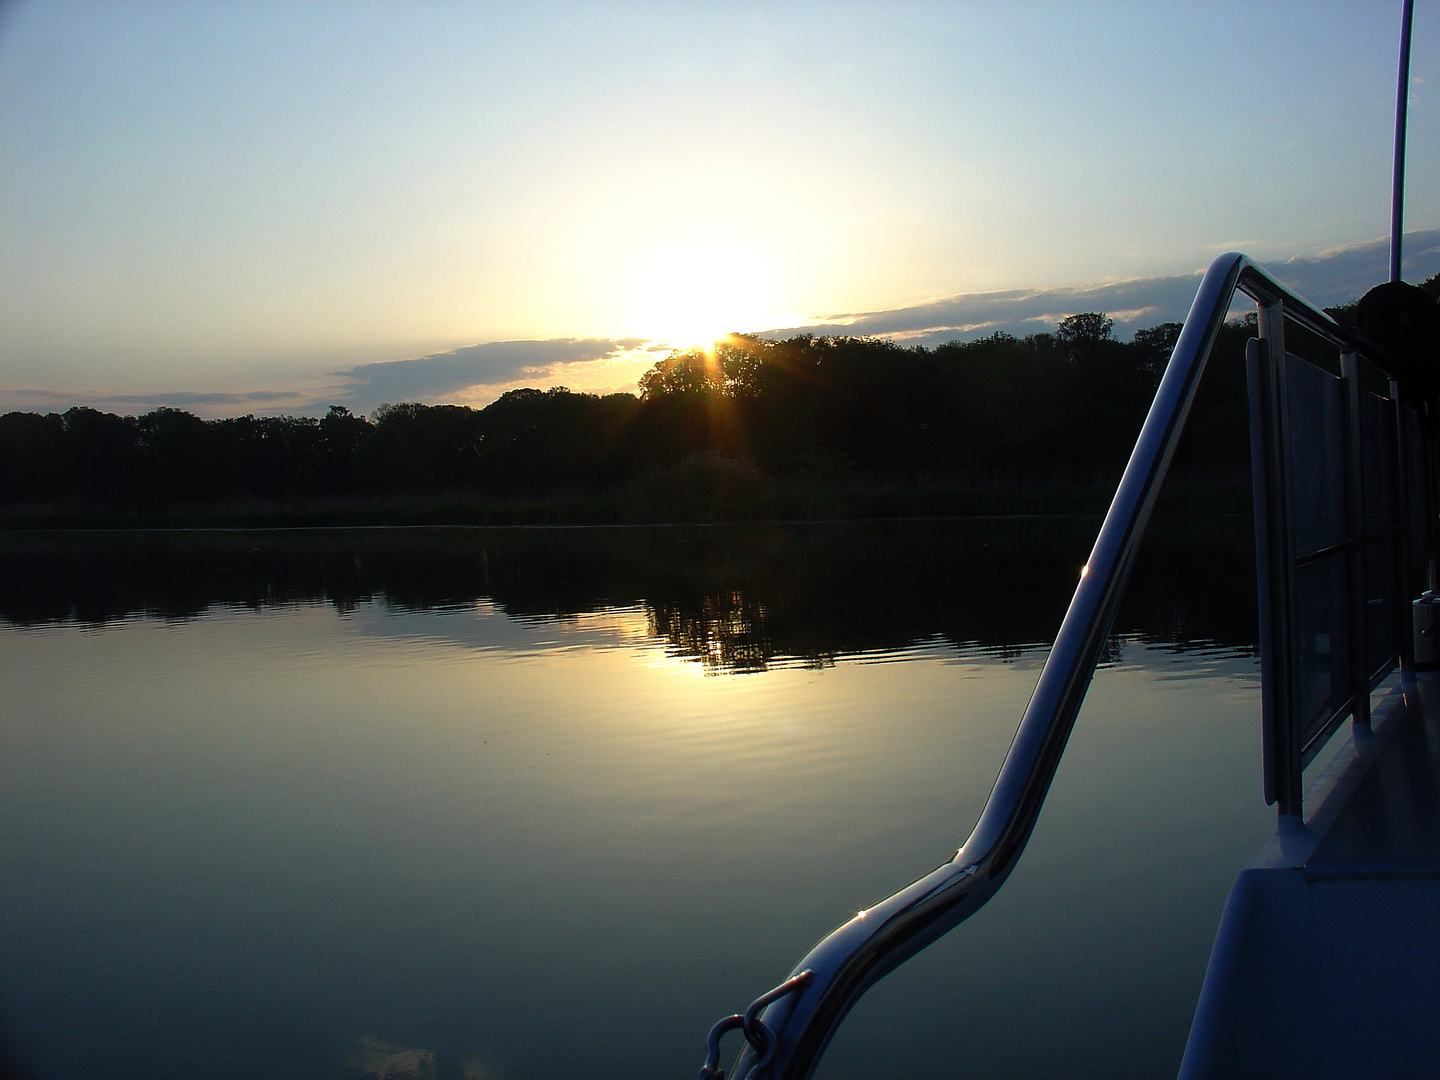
[361,402,485,492]
[0,309,1276,513]
[0,411,67,503]
[131,408,221,505]
[638,351,722,398]
[1132,323,1183,382]
[315,406,372,494]
[1056,312,1115,362]
[478,387,639,490]
[931,331,1072,471]
[60,407,140,501]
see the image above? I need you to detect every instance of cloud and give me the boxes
[107,390,312,408]
[762,230,1440,346]
[8,233,1436,418]
[0,338,666,418]
[1268,230,1440,305]
[0,387,315,416]
[331,338,646,409]
[769,276,1204,347]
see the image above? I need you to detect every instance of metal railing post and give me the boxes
[1341,350,1372,727]
[1252,301,1302,814]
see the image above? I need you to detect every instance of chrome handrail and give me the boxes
[724,253,1387,1080]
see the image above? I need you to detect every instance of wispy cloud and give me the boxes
[766,230,1440,346]
[0,387,316,416]
[7,233,1436,418]
[109,390,310,407]
[1269,230,1440,304]
[772,276,1203,347]
[0,339,664,418]
[330,337,649,408]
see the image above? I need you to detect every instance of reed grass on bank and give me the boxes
[0,462,1250,531]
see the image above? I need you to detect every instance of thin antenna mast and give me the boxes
[1391,0,1416,282]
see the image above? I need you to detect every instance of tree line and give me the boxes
[1,312,1260,509]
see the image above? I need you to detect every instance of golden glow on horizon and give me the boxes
[628,241,776,351]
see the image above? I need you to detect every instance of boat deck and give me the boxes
[1306,677,1440,878]
[1179,673,1440,1079]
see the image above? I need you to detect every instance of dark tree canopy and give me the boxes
[1057,312,1115,348]
[0,311,1268,512]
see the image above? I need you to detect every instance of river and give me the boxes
[1,517,1273,1080]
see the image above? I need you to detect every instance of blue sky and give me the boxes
[2,1,1437,416]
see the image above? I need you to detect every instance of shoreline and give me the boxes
[0,473,1249,532]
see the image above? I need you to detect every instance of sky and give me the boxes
[1,1,1437,418]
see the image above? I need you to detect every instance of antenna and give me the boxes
[1391,0,1416,283]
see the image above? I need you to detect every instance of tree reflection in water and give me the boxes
[0,517,1256,669]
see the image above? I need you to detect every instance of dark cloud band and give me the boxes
[767,230,1440,347]
[7,233,1435,418]
[331,338,643,407]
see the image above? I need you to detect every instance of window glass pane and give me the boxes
[1286,358,1346,555]
[1360,390,1399,532]
[1294,553,1351,745]
[1405,407,1430,584]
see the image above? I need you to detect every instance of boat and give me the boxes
[695,6,1439,1078]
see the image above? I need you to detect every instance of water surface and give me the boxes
[1,518,1272,1080]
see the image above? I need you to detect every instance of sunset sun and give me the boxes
[630,242,775,349]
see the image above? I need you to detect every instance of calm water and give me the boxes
[0,518,1274,1080]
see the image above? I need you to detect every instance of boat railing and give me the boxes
[706,252,1433,1080]
[1249,268,1432,813]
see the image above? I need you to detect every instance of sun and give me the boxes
[630,242,774,350]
